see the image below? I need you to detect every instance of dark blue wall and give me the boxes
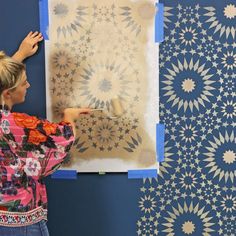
[0,1,141,235]
[2,0,234,235]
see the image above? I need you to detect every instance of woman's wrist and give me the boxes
[12,50,26,62]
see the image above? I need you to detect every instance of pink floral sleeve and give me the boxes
[1,111,75,179]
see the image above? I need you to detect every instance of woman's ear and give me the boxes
[2,89,11,100]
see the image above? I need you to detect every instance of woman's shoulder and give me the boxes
[11,112,41,129]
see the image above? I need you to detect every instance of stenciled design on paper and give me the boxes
[47,0,157,168]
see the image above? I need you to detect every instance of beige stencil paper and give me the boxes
[45,0,159,172]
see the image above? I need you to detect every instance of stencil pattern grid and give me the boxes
[46,0,157,170]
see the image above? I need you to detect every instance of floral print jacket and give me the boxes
[0,107,74,226]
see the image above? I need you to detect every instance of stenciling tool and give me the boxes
[89,98,124,119]
[111,98,123,117]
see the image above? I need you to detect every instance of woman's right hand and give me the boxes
[63,108,91,136]
[63,107,91,120]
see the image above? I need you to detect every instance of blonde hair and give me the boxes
[0,51,25,106]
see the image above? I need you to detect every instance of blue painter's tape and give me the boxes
[155,3,164,42]
[39,0,49,40]
[51,170,77,179]
[156,123,165,162]
[128,169,158,179]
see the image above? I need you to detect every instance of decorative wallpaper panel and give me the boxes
[137,1,235,235]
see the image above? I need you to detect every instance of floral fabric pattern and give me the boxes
[0,107,74,226]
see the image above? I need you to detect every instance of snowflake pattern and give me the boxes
[204,4,236,39]
[50,2,88,38]
[77,60,140,113]
[119,2,156,37]
[73,114,140,153]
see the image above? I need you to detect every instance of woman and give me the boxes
[0,32,90,235]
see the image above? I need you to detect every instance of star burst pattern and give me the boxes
[201,130,236,183]
[51,1,88,38]
[159,199,218,236]
[119,2,156,37]
[74,114,140,153]
[78,60,140,113]
[204,4,236,39]
[161,58,218,112]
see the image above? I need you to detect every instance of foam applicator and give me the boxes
[111,98,123,117]
[90,98,123,118]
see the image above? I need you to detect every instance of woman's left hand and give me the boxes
[12,31,44,62]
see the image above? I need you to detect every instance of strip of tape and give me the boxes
[39,0,49,40]
[51,170,77,179]
[155,3,164,43]
[99,172,106,175]
[156,123,165,162]
[128,169,158,179]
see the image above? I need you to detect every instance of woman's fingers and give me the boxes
[26,31,33,38]
[25,32,43,49]
[27,31,43,42]
[31,33,43,42]
[30,31,39,38]
[31,44,39,54]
